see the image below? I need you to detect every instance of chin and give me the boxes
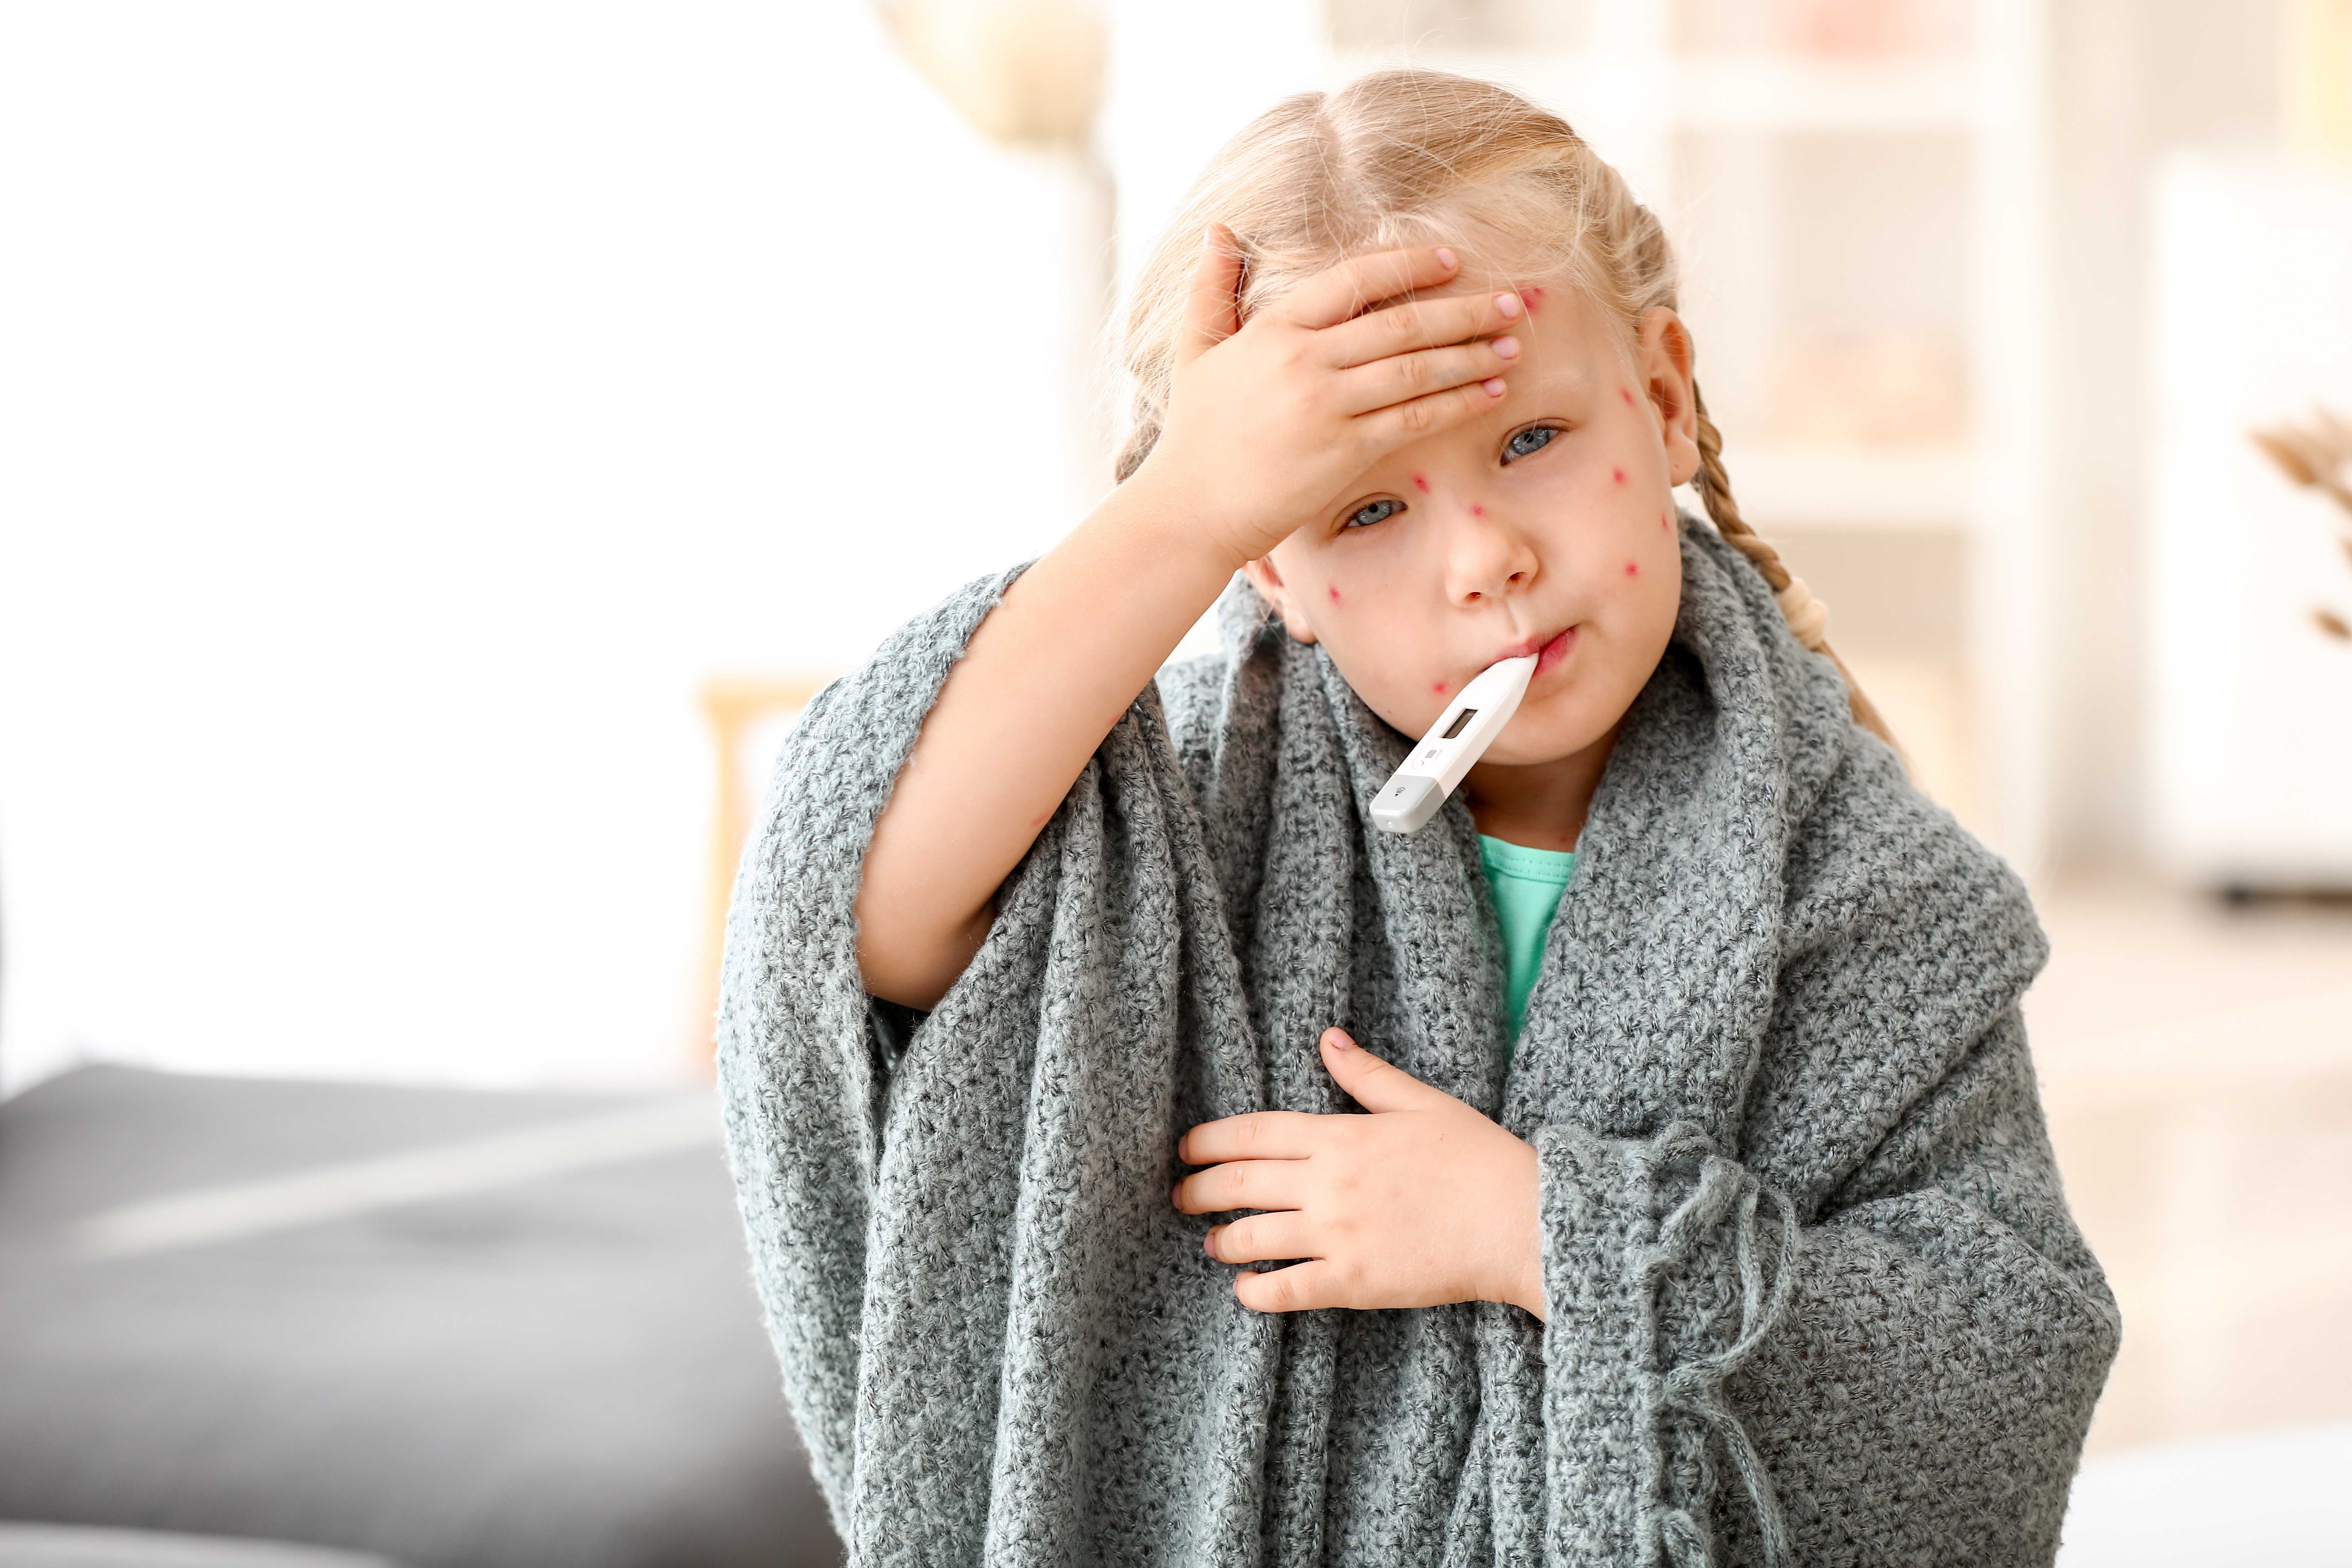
[1484,721,1603,768]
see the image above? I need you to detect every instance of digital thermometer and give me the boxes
[1371,652,1538,834]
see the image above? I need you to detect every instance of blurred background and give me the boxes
[2,0,2350,1563]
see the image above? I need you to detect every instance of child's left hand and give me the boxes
[1172,1027,1546,1320]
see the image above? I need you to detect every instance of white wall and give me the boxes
[0,2,1102,1093]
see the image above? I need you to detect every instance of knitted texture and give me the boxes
[715,513,2120,1566]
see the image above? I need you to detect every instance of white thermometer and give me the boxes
[1371,652,1538,834]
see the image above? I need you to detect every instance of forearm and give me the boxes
[856,468,1245,1009]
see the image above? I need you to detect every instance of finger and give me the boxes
[1178,1110,1325,1166]
[1351,377,1511,455]
[1233,1259,1343,1314]
[1177,222,1244,365]
[1203,1211,1317,1266]
[1172,1157,1306,1216]
[1321,289,1523,371]
[1319,1027,1465,1114]
[1334,337,1520,417]
[1281,245,1460,331]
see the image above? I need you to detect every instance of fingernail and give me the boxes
[1435,247,1458,270]
[1492,335,1520,360]
[1324,1028,1355,1051]
[1496,292,1522,319]
[1171,1181,1184,1206]
[1203,1227,1220,1256]
[1482,378,1507,397]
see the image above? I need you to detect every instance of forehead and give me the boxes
[1397,264,1624,382]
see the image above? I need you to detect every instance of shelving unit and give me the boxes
[1324,0,2055,874]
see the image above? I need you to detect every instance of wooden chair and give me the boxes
[697,675,834,1070]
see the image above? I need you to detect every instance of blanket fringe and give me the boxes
[1650,1132,1800,1568]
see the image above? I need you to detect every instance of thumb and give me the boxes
[1318,1027,1456,1114]
[1177,222,1244,365]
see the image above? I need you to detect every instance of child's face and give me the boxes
[1240,273,1703,773]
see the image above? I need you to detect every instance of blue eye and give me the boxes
[1503,425,1559,462]
[1344,497,1403,530]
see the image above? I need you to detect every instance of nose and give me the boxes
[1442,500,1538,606]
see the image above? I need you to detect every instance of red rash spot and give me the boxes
[1612,467,1626,485]
[1328,584,1341,603]
[1523,286,1546,314]
[1432,679,1449,694]
[1411,473,1430,492]
[1661,509,1672,531]
[1620,388,1636,408]
[1625,561,1639,577]
[1470,504,1485,518]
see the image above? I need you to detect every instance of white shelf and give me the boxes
[1712,445,1975,532]
[1330,49,1983,133]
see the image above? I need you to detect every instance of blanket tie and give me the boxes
[1647,1131,1800,1568]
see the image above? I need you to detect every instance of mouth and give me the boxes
[1492,626,1577,678]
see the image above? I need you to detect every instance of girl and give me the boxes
[719,70,2117,1566]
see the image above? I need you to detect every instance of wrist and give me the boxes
[1114,446,1286,573]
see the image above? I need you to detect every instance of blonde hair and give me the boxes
[1111,68,1898,753]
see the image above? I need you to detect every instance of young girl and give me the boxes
[719,70,2117,1566]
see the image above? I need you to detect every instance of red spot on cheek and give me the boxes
[1625,561,1639,577]
[1432,679,1449,695]
[1661,509,1672,531]
[1523,286,1546,315]
[1411,473,1430,493]
[1469,504,1485,518]
[1612,467,1626,485]
[1328,585,1341,603]
[1620,387,1637,408]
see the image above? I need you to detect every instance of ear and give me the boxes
[1635,307,1701,489]
[1239,552,1320,645]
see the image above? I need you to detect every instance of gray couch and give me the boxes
[0,1066,843,1567]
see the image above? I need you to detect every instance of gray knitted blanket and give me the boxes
[715,514,2118,1566]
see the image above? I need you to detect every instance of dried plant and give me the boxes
[2249,406,2352,642]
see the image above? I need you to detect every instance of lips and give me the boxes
[1490,626,1576,673]
[1533,625,1576,676]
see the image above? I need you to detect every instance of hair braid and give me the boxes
[1690,385,1903,757]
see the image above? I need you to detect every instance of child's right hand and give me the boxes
[860,240,1520,1012]
[1136,226,1525,567]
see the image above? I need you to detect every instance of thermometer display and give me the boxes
[1371,654,1538,834]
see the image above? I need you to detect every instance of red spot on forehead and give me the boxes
[1327,584,1341,602]
[1620,387,1637,407]
[1625,560,1639,576]
[1411,473,1430,492]
[1612,467,1626,485]
[1523,286,1546,314]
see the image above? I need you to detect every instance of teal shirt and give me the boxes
[1477,834,1578,1051]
